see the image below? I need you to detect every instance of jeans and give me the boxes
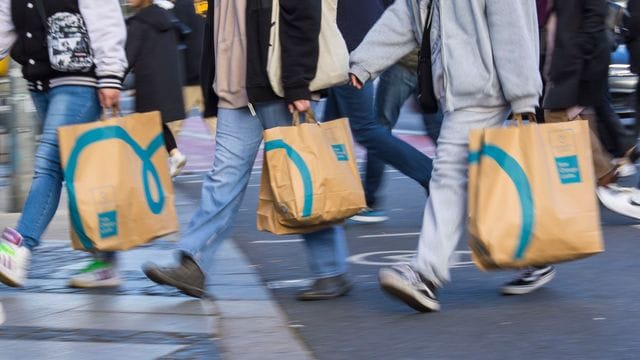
[413,107,509,286]
[365,64,444,208]
[324,82,433,208]
[179,101,348,278]
[17,86,102,250]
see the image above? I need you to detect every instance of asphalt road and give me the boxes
[173,165,640,359]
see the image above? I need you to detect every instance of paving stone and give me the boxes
[74,295,217,316]
[215,300,283,319]
[0,340,184,360]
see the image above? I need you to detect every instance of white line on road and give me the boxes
[267,279,313,289]
[251,239,304,244]
[358,232,420,239]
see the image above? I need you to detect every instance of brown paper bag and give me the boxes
[468,118,604,270]
[58,111,179,251]
[257,112,365,234]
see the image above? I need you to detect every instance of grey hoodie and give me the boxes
[350,0,542,114]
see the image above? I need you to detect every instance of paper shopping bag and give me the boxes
[257,111,365,234]
[467,118,604,270]
[58,111,179,251]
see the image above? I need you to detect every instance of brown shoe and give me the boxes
[143,255,206,298]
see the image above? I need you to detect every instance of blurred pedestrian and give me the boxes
[164,0,218,139]
[0,0,127,288]
[350,48,444,224]
[142,0,352,301]
[351,0,545,312]
[127,0,188,177]
[326,0,434,224]
[542,0,640,219]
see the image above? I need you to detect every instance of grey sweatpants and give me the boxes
[413,107,510,286]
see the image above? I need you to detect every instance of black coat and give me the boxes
[625,0,640,73]
[543,0,610,109]
[337,0,390,52]
[127,5,185,123]
[172,0,204,86]
[201,0,322,118]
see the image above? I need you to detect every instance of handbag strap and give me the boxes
[34,0,49,30]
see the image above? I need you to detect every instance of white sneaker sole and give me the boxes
[597,186,640,220]
[378,269,440,312]
[501,270,555,295]
[68,277,122,289]
[349,215,389,223]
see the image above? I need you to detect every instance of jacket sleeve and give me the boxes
[79,0,128,89]
[125,21,142,73]
[201,0,218,117]
[0,0,16,60]
[486,0,542,114]
[279,0,321,104]
[349,0,418,84]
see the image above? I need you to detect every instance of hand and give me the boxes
[288,99,311,114]
[98,88,121,109]
[349,73,363,90]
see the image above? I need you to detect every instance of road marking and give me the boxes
[266,278,313,289]
[348,250,473,268]
[392,176,409,180]
[358,232,420,239]
[251,239,303,244]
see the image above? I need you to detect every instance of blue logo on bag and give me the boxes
[554,155,582,184]
[331,144,349,161]
[469,144,534,260]
[64,126,166,250]
[98,211,118,238]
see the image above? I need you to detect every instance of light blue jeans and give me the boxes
[179,101,349,278]
[17,86,102,250]
[414,107,510,286]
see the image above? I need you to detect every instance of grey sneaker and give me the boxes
[296,274,353,301]
[378,264,439,312]
[143,255,206,298]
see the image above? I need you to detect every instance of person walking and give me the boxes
[0,0,127,288]
[351,48,444,224]
[542,0,640,220]
[127,0,189,178]
[350,0,547,312]
[141,0,352,301]
[164,0,218,139]
[325,0,434,224]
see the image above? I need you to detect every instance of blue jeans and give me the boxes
[179,101,348,278]
[324,82,434,208]
[17,86,102,250]
[364,64,444,208]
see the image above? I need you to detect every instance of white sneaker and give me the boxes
[596,185,640,220]
[68,259,121,288]
[169,151,188,177]
[0,228,31,288]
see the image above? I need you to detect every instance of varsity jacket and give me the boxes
[0,0,127,91]
[201,0,321,117]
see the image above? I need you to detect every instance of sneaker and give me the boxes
[68,260,121,288]
[169,150,188,177]
[596,184,640,220]
[0,228,31,288]
[501,266,556,295]
[349,208,389,224]
[296,274,353,301]
[378,264,439,312]
[142,255,206,298]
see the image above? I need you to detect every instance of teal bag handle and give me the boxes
[264,139,314,218]
[469,143,535,260]
[64,125,166,250]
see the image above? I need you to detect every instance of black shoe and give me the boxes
[143,255,206,298]
[296,274,353,301]
[501,266,555,295]
[378,264,439,312]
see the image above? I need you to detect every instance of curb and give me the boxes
[212,240,314,360]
